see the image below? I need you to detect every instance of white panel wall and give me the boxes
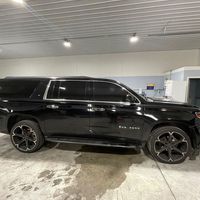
[0,50,199,77]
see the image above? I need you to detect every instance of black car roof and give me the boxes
[4,76,50,81]
[4,76,118,83]
[54,76,118,83]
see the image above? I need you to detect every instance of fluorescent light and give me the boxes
[130,34,139,43]
[12,0,25,5]
[63,39,71,48]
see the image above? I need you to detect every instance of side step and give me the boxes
[45,136,141,149]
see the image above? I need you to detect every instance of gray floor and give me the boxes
[0,133,200,200]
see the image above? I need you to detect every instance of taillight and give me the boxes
[195,112,200,119]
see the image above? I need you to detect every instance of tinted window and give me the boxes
[0,80,40,99]
[93,82,139,103]
[46,81,59,99]
[47,81,87,100]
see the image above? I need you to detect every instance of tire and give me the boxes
[10,120,44,153]
[147,126,192,164]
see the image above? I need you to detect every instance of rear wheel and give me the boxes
[10,120,44,153]
[147,126,191,164]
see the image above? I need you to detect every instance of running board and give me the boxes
[45,137,141,149]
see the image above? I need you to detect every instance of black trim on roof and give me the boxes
[3,76,118,83]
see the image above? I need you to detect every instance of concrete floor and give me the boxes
[0,134,200,200]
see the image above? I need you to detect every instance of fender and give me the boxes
[6,113,45,134]
[142,119,199,149]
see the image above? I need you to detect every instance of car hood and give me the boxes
[146,98,199,110]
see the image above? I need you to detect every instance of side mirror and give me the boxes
[125,94,133,103]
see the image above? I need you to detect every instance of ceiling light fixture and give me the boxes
[130,33,139,43]
[63,39,71,48]
[12,0,25,5]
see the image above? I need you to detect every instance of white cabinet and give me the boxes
[165,80,187,102]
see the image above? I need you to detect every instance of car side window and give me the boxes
[0,80,40,99]
[47,80,88,100]
[93,82,139,103]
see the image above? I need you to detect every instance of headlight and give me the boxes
[195,112,200,119]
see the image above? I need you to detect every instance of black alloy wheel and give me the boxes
[148,126,191,164]
[10,120,44,153]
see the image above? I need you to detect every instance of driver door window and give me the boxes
[93,81,138,103]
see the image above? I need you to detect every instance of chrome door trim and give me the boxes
[43,98,135,106]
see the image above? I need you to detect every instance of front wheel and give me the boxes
[147,126,192,164]
[10,120,44,153]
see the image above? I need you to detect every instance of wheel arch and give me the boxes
[7,114,44,134]
[150,121,196,149]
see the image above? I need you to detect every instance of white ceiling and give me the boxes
[0,0,200,58]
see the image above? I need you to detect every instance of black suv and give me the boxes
[0,76,200,164]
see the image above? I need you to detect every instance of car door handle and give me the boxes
[92,107,105,112]
[46,104,59,109]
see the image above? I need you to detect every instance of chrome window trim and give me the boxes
[43,79,141,105]
[43,80,51,100]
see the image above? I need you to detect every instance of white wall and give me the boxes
[0,49,199,77]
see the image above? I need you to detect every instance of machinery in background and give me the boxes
[136,87,164,99]
[164,66,200,105]
[188,78,200,107]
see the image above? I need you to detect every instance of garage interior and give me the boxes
[1,0,200,200]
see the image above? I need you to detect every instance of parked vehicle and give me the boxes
[0,76,200,164]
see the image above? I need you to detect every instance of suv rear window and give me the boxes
[0,79,40,99]
[47,80,88,100]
